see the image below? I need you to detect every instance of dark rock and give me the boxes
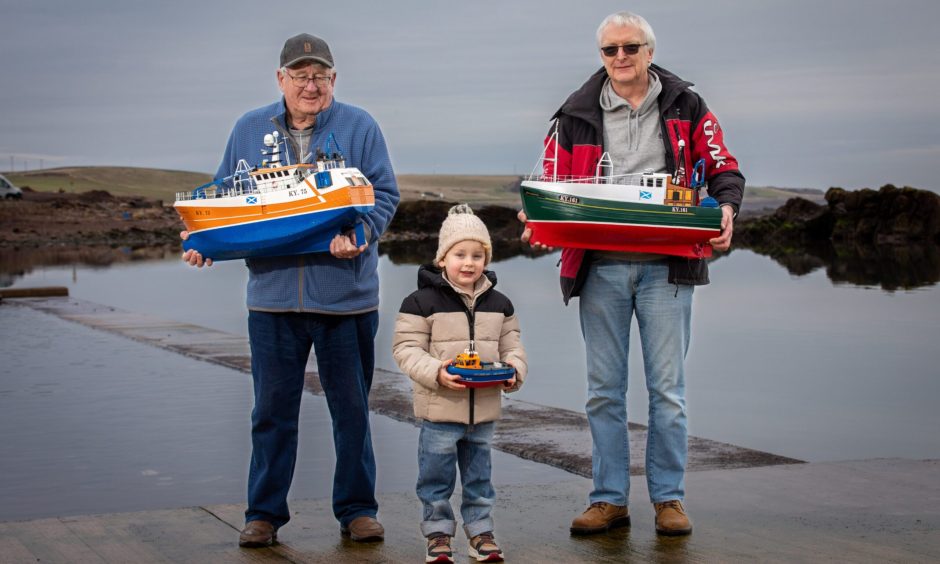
[78,190,114,202]
[734,184,940,290]
[382,200,536,265]
[737,185,940,246]
[827,185,939,244]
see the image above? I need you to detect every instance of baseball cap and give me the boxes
[280,33,334,68]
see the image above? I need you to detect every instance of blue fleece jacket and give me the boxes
[215,98,399,314]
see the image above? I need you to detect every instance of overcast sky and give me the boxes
[1,0,938,192]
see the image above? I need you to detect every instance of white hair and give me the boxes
[278,63,334,76]
[596,11,656,52]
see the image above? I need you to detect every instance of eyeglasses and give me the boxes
[285,72,333,88]
[600,43,647,57]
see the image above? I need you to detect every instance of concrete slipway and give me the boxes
[1,295,937,562]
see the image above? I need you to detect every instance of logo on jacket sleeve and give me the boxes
[702,120,727,169]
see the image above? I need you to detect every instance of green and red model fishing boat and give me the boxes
[519,125,723,258]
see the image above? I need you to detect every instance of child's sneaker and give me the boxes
[468,531,504,562]
[425,533,454,563]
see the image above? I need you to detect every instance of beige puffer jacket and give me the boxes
[392,265,527,424]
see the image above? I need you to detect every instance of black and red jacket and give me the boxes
[542,64,746,303]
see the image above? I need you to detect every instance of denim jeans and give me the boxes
[245,309,379,529]
[579,258,692,505]
[416,420,496,539]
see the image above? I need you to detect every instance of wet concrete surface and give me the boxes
[3,297,937,561]
[1,459,937,562]
[13,296,802,482]
[0,302,571,522]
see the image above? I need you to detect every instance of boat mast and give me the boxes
[528,119,561,182]
[261,131,291,168]
[548,120,559,182]
[673,139,686,187]
[595,152,612,183]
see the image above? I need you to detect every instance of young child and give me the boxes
[393,204,528,563]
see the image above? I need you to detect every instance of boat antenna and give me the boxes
[324,132,345,159]
[673,140,686,187]
[323,133,347,168]
[261,131,291,167]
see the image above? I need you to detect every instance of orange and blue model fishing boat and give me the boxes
[174,132,374,261]
[520,123,722,258]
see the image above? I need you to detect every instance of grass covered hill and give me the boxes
[6,167,525,207]
[3,166,822,211]
[4,167,213,204]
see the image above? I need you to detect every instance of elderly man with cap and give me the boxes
[182,33,399,547]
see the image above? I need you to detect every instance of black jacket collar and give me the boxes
[417,264,497,292]
[552,64,694,128]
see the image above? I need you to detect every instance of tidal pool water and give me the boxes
[3,249,939,522]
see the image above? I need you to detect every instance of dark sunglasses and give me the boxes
[600,43,647,57]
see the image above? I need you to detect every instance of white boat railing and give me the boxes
[523,171,669,187]
[175,167,320,202]
[175,182,262,202]
[526,120,670,188]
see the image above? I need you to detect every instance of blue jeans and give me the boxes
[245,309,379,529]
[579,259,692,505]
[416,421,496,539]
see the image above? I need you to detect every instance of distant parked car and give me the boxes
[0,174,23,199]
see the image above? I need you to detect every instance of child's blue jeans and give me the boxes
[416,420,496,539]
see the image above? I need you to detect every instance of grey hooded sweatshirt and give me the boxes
[599,70,667,177]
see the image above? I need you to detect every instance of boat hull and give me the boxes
[447,365,515,388]
[175,181,374,262]
[520,181,722,258]
[179,205,369,261]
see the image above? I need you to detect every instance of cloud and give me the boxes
[1,0,939,189]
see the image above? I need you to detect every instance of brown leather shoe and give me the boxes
[238,520,277,548]
[654,500,692,536]
[341,515,385,542]
[570,501,630,535]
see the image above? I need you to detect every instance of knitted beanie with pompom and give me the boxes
[434,203,492,265]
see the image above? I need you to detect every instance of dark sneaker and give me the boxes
[468,531,504,562]
[426,533,454,563]
[654,500,692,536]
[340,515,385,542]
[570,501,630,535]
[238,520,277,548]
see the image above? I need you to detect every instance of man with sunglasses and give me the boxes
[521,11,744,537]
[182,33,399,548]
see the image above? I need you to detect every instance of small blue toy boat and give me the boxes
[446,343,515,388]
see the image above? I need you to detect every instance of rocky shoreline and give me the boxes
[734,185,940,290]
[3,185,938,288]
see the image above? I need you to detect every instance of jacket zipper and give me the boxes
[297,256,304,310]
[461,306,476,430]
[271,116,307,311]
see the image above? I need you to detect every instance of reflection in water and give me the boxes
[0,245,179,287]
[3,240,937,292]
[735,241,940,291]
[5,249,940,464]
[382,236,940,292]
[3,234,938,295]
